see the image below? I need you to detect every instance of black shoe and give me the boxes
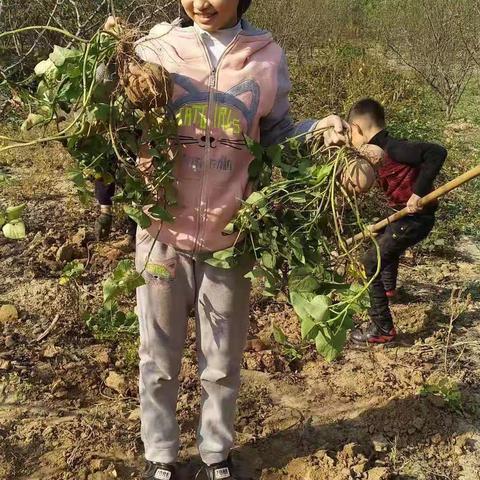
[143,461,176,480]
[197,456,237,480]
[351,322,397,345]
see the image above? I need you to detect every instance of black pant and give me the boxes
[362,211,436,331]
[94,180,136,237]
[94,178,116,206]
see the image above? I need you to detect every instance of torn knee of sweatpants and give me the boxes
[145,260,176,281]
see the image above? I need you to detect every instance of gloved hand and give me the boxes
[104,16,121,33]
[95,212,113,241]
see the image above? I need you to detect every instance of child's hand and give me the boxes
[123,63,173,110]
[406,193,423,213]
[104,16,122,34]
[316,115,350,146]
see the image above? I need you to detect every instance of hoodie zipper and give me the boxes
[192,31,240,253]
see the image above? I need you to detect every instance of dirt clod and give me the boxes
[128,407,141,421]
[0,359,12,370]
[246,338,268,352]
[0,304,18,323]
[56,242,74,263]
[90,458,110,472]
[372,434,389,453]
[84,344,111,365]
[71,227,87,246]
[43,344,61,358]
[366,467,391,480]
[105,371,127,394]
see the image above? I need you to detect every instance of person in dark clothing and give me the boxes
[347,98,448,344]
[94,175,137,243]
[93,60,138,245]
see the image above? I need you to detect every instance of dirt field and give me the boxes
[1,136,480,480]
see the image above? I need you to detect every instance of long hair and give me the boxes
[179,0,252,27]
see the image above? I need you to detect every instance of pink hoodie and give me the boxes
[135,20,314,252]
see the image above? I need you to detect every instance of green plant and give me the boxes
[464,281,480,302]
[103,259,145,310]
[0,172,9,187]
[59,258,142,337]
[82,259,144,337]
[206,139,376,361]
[85,304,139,337]
[417,234,452,256]
[59,260,85,285]
[421,378,462,413]
[1,22,175,226]
[116,337,141,369]
[272,324,306,364]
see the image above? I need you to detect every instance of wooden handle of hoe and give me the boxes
[346,163,480,246]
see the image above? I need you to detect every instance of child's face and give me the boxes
[181,0,240,32]
[348,118,368,149]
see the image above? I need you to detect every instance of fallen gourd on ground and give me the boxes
[0,203,27,240]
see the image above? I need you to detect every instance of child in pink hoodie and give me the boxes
[127,1,348,478]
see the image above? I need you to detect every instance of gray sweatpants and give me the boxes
[135,229,251,465]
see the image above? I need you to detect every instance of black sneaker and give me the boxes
[143,461,176,480]
[197,456,237,480]
[350,322,397,345]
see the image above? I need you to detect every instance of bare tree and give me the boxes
[377,0,476,120]
[0,0,177,79]
[457,0,480,70]
[248,0,368,63]
[1,0,369,75]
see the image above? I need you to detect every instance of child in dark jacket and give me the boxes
[347,98,447,344]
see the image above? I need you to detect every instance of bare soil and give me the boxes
[1,134,480,480]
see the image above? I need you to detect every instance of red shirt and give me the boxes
[377,152,419,207]
[369,130,447,208]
